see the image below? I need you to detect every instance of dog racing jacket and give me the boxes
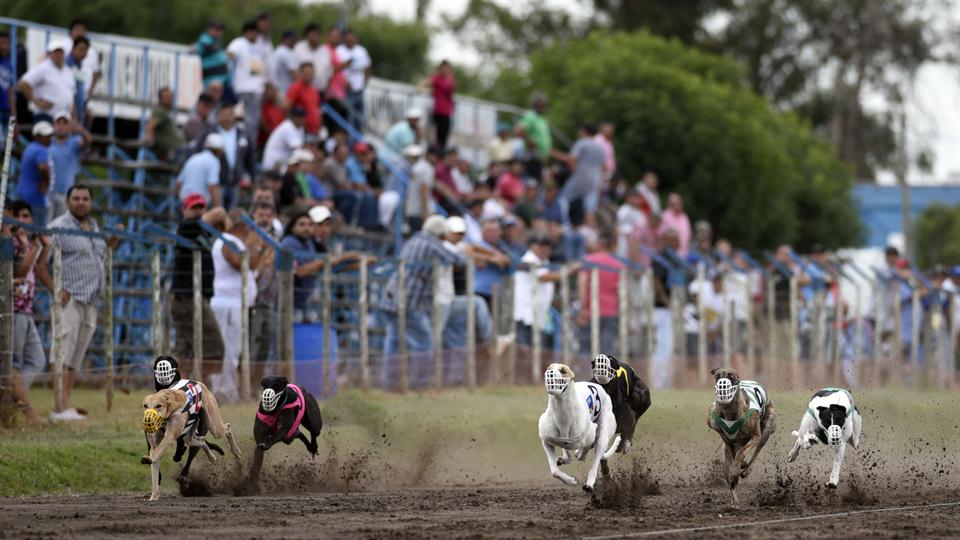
[712,380,767,440]
[806,387,857,445]
[165,379,203,438]
[256,384,306,442]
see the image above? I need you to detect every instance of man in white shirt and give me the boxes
[227,22,266,147]
[336,29,372,130]
[293,23,332,91]
[68,20,100,108]
[404,145,436,231]
[210,209,261,402]
[616,187,647,259]
[253,13,274,79]
[272,30,299,93]
[17,40,77,121]
[262,107,306,173]
[514,234,565,359]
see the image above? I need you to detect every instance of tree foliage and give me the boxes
[913,204,960,269]
[518,32,862,251]
[0,0,430,82]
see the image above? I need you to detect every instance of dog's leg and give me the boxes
[293,431,314,453]
[741,409,777,478]
[787,434,803,463]
[246,447,265,493]
[178,447,200,483]
[584,422,615,492]
[851,411,862,449]
[148,433,161,502]
[616,408,637,453]
[198,383,242,458]
[556,448,571,467]
[542,440,577,486]
[722,443,740,507]
[827,441,846,488]
[144,416,187,465]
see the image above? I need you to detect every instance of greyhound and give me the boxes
[787,387,862,488]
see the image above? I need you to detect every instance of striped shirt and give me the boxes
[381,232,466,313]
[48,212,106,304]
[195,32,230,87]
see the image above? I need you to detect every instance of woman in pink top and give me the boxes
[324,26,349,102]
[419,60,456,149]
[577,232,624,354]
[495,158,526,208]
[659,192,692,257]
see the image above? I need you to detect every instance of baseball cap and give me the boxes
[204,133,225,150]
[308,205,332,224]
[287,148,315,166]
[353,141,371,154]
[46,39,70,53]
[894,259,909,270]
[446,216,466,234]
[53,111,71,122]
[181,193,207,210]
[32,121,54,137]
[405,107,423,119]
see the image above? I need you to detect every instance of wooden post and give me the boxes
[852,282,863,386]
[396,260,409,393]
[104,247,114,412]
[618,267,629,364]
[893,282,903,369]
[321,257,332,397]
[788,276,799,387]
[52,244,64,412]
[909,278,921,379]
[745,274,755,370]
[359,256,369,390]
[505,272,517,383]
[590,267,600,359]
[645,268,654,383]
[813,290,826,368]
[490,281,500,382]
[466,257,477,389]
[765,274,775,377]
[240,250,251,401]
[432,258,443,389]
[696,263,707,375]
[191,249,204,381]
[277,251,295,383]
[531,263,542,383]
[873,281,884,367]
[0,238,14,422]
[560,264,571,368]
[833,281,843,382]
[151,250,162,360]
[723,298,733,368]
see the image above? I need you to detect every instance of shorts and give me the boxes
[13,312,46,386]
[171,295,225,361]
[54,299,98,371]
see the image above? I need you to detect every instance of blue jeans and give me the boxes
[558,180,599,225]
[382,309,434,390]
[346,90,364,132]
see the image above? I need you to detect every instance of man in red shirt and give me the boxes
[577,230,625,355]
[286,62,321,135]
[495,158,526,209]
[259,82,286,148]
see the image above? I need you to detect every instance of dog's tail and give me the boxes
[603,435,621,460]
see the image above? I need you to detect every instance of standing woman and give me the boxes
[419,60,456,149]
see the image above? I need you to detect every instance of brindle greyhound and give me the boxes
[706,368,776,507]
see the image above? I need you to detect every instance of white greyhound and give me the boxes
[538,363,619,492]
[787,387,862,488]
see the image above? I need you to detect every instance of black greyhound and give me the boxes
[590,354,652,455]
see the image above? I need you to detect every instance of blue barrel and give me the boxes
[293,323,337,397]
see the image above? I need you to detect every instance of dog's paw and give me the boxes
[141,456,154,465]
[619,440,632,454]
[739,465,752,479]
[582,484,594,493]
[791,430,800,437]
[148,494,159,502]
[256,443,268,451]
[826,482,838,489]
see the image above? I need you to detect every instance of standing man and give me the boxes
[228,22,267,147]
[144,86,185,162]
[293,23,332,94]
[200,105,256,209]
[271,30,299,94]
[48,111,91,221]
[195,19,232,98]
[403,144,435,232]
[16,122,53,228]
[285,63,321,136]
[170,195,226,382]
[514,234,566,367]
[252,12,274,81]
[595,122,616,183]
[176,133,224,208]
[661,193,692,257]
[250,202,279,368]
[637,171,661,216]
[41,185,122,418]
[554,125,605,226]
[68,19,101,112]
[515,92,551,181]
[651,229,679,389]
[336,29,372,131]
[17,39,77,122]
[65,37,90,125]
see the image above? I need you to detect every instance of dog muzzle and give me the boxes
[715,378,737,404]
[142,409,164,433]
[154,360,176,386]
[544,368,569,395]
[827,425,843,447]
[260,388,282,412]
[592,354,614,385]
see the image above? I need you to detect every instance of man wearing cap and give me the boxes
[402,144,436,232]
[48,111,91,221]
[16,122,54,227]
[170,196,227,382]
[41,185,123,419]
[386,108,422,156]
[272,30,299,94]
[263,107,306,172]
[380,215,467,389]
[17,39,77,122]
[176,133,224,208]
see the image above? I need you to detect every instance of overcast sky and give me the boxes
[350,0,959,183]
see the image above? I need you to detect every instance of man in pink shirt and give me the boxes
[594,122,616,182]
[577,231,624,354]
[660,192,692,257]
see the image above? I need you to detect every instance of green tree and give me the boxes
[521,32,861,251]
[913,204,960,269]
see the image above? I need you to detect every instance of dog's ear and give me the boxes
[710,368,719,377]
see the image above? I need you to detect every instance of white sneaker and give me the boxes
[49,409,87,421]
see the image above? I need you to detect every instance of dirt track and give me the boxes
[2,482,960,539]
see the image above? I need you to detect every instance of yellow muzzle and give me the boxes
[142,408,165,433]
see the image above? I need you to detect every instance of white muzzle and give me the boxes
[545,368,569,395]
[260,388,282,411]
[592,354,614,385]
[827,424,843,447]
[715,377,737,404]
[154,360,175,386]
